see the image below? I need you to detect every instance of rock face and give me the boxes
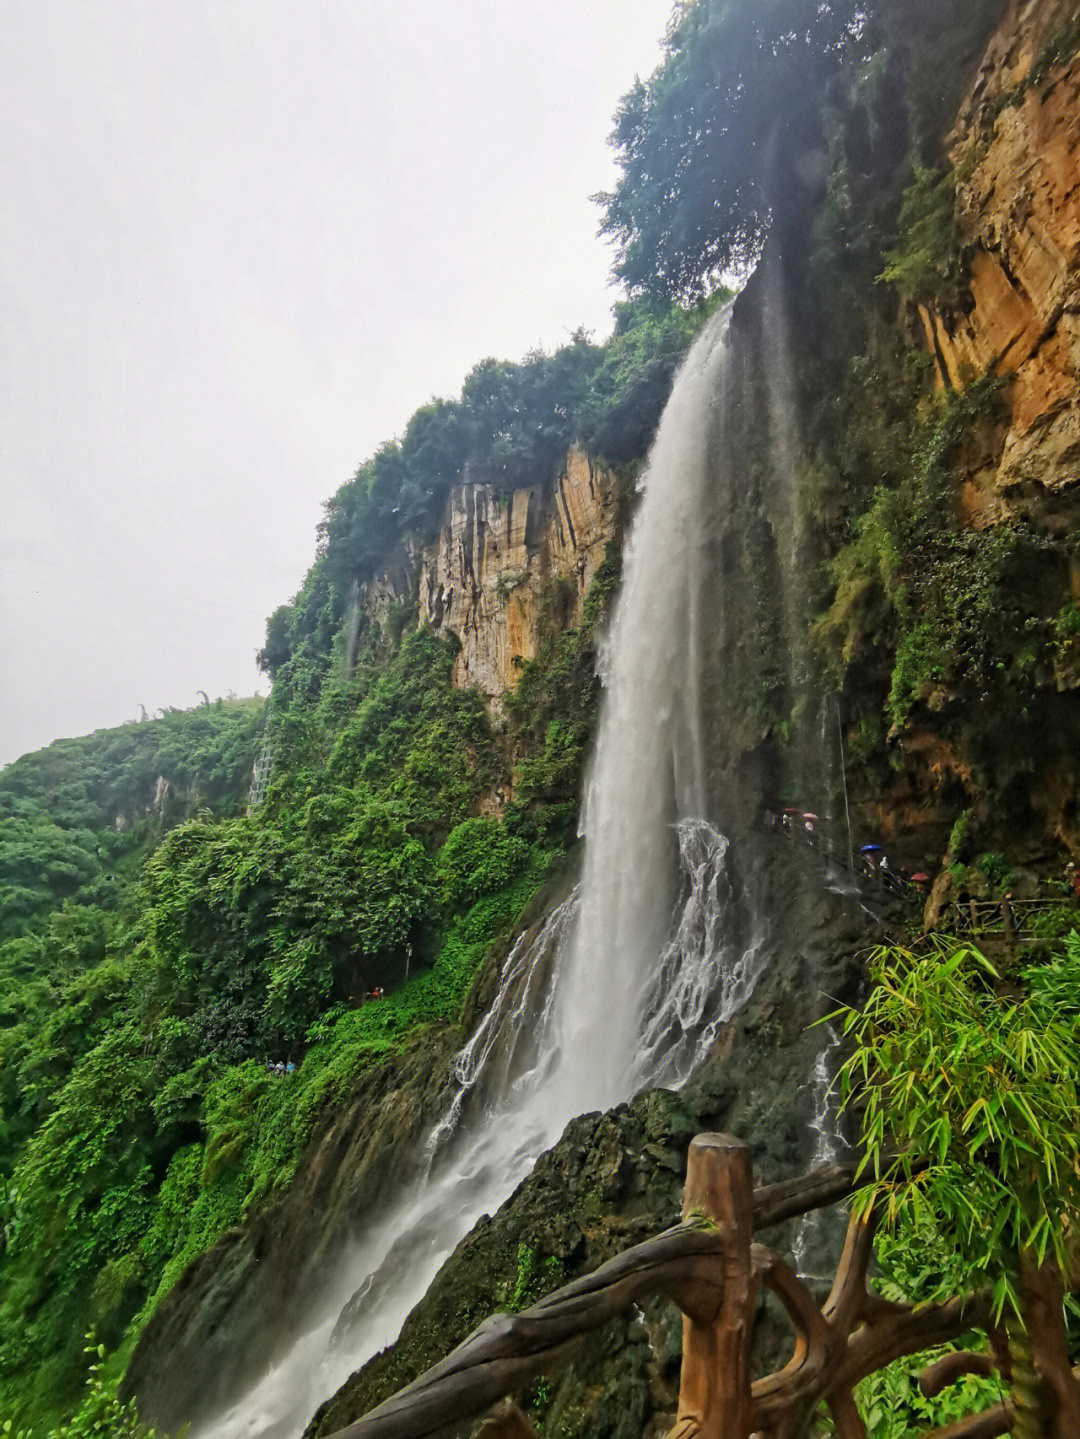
[359,451,618,705]
[919,0,1080,520]
[419,450,617,702]
[307,861,869,1439]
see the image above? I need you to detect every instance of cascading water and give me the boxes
[791,1022,848,1280]
[203,285,830,1438]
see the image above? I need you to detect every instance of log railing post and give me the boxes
[670,1133,755,1439]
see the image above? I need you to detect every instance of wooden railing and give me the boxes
[945,896,1068,940]
[322,1134,1077,1439]
[772,820,1079,939]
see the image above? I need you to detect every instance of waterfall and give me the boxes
[791,1023,847,1281]
[202,290,826,1438]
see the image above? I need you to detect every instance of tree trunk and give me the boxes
[1015,1250,1080,1439]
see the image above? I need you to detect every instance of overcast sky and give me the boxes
[2,0,674,768]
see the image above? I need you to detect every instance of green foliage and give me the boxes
[598,0,870,299]
[597,0,1006,301]
[0,700,264,838]
[815,374,1072,732]
[816,1213,1006,1435]
[879,162,965,305]
[1,1337,159,1439]
[504,549,622,839]
[0,700,264,943]
[947,810,972,862]
[838,1340,1003,1437]
[977,851,1012,890]
[324,629,495,830]
[506,1244,563,1316]
[510,1244,536,1310]
[833,938,1080,1318]
[1021,930,1080,1024]
[436,819,529,908]
[577,296,727,462]
[1026,907,1080,944]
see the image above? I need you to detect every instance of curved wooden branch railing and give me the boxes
[322,1135,1078,1439]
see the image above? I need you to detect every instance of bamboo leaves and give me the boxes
[831,935,1080,1317]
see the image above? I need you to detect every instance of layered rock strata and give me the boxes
[360,450,617,706]
[919,0,1080,517]
[419,450,616,701]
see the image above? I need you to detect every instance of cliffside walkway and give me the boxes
[319,1135,1080,1439]
[771,821,1075,941]
[768,818,920,908]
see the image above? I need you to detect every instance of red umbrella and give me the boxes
[911,871,931,883]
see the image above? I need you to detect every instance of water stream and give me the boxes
[791,1022,847,1280]
[205,291,828,1438]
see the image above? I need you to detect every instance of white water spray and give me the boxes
[791,1022,847,1280]
[204,307,792,1439]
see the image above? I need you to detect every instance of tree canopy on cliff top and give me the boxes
[597,0,1010,301]
[597,0,869,300]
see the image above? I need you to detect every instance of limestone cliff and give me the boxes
[420,450,617,702]
[360,450,618,705]
[919,0,1080,520]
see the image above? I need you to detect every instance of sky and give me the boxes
[1,0,675,768]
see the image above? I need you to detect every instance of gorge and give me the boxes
[3,3,1080,1438]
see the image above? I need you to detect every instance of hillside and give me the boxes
[3,2,1080,1438]
[0,271,719,1431]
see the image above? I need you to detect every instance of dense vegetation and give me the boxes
[0,624,579,1426]
[5,0,1080,1435]
[0,170,709,1428]
[0,700,264,942]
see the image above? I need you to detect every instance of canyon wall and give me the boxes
[363,449,618,705]
[420,450,617,701]
[919,0,1080,522]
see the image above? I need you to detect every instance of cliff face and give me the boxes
[919,0,1080,522]
[420,450,617,702]
[362,450,617,705]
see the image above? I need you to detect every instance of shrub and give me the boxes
[435,819,529,909]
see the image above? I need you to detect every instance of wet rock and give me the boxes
[305,895,866,1439]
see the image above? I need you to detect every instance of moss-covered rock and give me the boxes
[306,875,867,1439]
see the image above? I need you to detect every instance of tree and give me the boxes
[597,0,868,300]
[835,936,1080,1439]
